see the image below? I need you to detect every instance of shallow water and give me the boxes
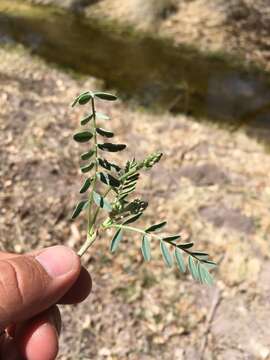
[0,0,270,143]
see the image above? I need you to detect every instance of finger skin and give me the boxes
[0,246,80,329]
[0,251,92,304]
[0,307,61,360]
[17,307,61,360]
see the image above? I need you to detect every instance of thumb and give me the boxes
[0,246,80,329]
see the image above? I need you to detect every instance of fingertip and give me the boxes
[17,308,60,360]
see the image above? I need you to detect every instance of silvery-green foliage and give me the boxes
[71,90,216,285]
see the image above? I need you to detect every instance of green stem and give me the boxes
[78,96,99,257]
[78,230,97,257]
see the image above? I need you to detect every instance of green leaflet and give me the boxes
[98,143,126,152]
[95,112,110,120]
[123,212,143,225]
[73,131,93,143]
[81,150,95,161]
[80,162,95,173]
[188,256,199,281]
[94,92,117,101]
[177,242,194,250]
[123,179,137,188]
[199,265,214,285]
[79,178,92,193]
[145,221,167,233]
[174,248,186,273]
[191,251,209,260]
[71,199,88,219]
[163,235,181,242]
[126,173,140,182]
[141,235,151,261]
[202,260,217,270]
[71,91,90,107]
[120,186,136,196]
[97,172,120,187]
[160,241,173,267]
[96,127,114,138]
[98,158,121,172]
[81,114,93,125]
[110,228,123,252]
[93,191,112,212]
[77,93,92,105]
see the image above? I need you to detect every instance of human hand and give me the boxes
[0,246,92,360]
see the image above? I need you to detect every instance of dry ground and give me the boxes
[1,45,270,359]
[26,0,270,69]
[85,0,270,70]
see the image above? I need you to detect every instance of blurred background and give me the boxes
[0,0,270,359]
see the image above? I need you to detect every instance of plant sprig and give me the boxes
[71,90,216,285]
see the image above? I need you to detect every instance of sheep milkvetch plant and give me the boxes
[71,90,216,284]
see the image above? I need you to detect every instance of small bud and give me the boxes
[136,152,163,171]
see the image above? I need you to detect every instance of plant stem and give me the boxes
[78,230,97,257]
[79,96,99,257]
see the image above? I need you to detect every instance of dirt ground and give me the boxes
[83,0,270,70]
[1,43,270,359]
[26,0,270,69]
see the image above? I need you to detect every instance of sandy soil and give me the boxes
[1,44,270,359]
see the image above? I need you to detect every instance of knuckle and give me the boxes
[0,257,49,318]
[0,260,25,308]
